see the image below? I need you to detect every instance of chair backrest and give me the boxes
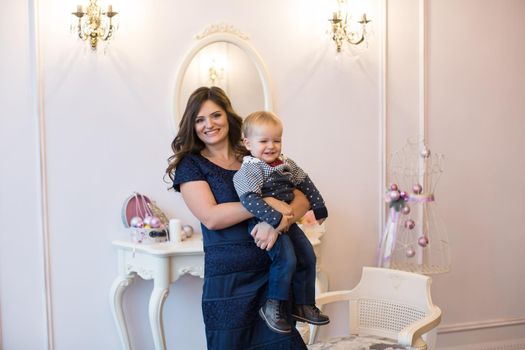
[347,267,434,340]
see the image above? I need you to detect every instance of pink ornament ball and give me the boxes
[418,236,429,247]
[390,183,398,191]
[389,190,400,201]
[402,205,411,215]
[404,219,416,230]
[384,194,392,203]
[400,191,408,200]
[406,248,416,258]
[412,184,423,194]
[150,216,161,228]
[130,216,143,228]
[143,216,154,226]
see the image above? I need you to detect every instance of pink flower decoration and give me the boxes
[300,210,317,226]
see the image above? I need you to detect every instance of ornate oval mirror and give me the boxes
[173,25,273,130]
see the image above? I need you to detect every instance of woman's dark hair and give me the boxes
[166,86,247,181]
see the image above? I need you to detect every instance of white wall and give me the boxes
[429,0,525,346]
[387,0,525,347]
[1,0,524,349]
[0,1,48,349]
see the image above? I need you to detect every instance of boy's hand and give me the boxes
[276,214,293,232]
[264,197,293,217]
[251,222,279,251]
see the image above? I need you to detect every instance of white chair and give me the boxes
[307,267,441,350]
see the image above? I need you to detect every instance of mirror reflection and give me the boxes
[179,41,265,118]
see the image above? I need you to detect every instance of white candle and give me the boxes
[76,4,83,13]
[169,219,182,243]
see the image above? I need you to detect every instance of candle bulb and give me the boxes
[107,5,113,13]
[76,4,83,13]
[332,12,338,21]
[169,219,182,243]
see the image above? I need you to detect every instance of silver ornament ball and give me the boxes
[182,224,194,238]
[420,148,431,158]
[389,190,400,201]
[130,216,144,228]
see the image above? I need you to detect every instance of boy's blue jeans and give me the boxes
[251,221,316,305]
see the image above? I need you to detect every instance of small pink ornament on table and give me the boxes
[150,216,161,228]
[130,216,144,228]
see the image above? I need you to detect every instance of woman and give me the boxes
[166,86,310,349]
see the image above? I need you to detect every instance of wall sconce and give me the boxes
[71,0,118,50]
[209,66,222,85]
[209,65,225,85]
[329,0,371,52]
[207,58,225,85]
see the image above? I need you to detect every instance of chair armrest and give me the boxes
[309,290,352,345]
[315,290,352,307]
[398,306,442,349]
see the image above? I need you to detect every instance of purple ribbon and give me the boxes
[377,193,434,267]
[377,208,399,267]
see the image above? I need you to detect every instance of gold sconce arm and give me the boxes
[71,0,118,50]
[329,1,371,52]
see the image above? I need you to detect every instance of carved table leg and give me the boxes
[149,257,170,350]
[110,273,136,350]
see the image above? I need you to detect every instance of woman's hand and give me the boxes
[290,189,309,222]
[250,221,279,251]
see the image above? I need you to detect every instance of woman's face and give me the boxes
[194,100,230,147]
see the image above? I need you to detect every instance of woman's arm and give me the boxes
[290,189,310,222]
[180,181,252,230]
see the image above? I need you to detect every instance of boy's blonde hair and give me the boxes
[243,111,283,137]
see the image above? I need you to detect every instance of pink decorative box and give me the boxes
[121,192,168,244]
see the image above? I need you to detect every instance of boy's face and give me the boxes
[243,123,283,163]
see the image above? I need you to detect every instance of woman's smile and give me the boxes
[195,100,229,146]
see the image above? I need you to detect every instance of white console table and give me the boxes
[109,224,327,350]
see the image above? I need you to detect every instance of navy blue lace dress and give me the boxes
[173,154,307,350]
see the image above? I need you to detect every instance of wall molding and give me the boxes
[438,317,525,334]
[418,0,428,140]
[28,0,54,348]
[378,0,388,237]
[438,338,525,350]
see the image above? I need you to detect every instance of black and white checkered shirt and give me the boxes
[233,155,328,228]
